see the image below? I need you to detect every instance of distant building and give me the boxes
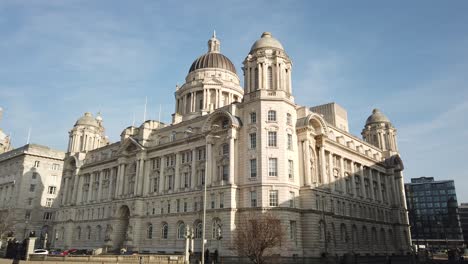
[0,144,65,246]
[405,177,464,249]
[459,203,468,246]
[0,108,12,154]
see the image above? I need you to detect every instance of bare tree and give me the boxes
[0,209,16,241]
[234,213,285,264]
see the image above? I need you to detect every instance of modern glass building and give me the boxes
[459,203,468,246]
[405,177,464,250]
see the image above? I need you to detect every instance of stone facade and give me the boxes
[0,143,65,244]
[52,32,411,257]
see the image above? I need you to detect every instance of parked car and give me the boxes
[33,249,49,255]
[60,249,77,256]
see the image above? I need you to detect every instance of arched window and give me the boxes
[380,228,386,246]
[87,226,92,240]
[96,225,102,241]
[340,224,347,243]
[362,226,369,245]
[161,223,168,239]
[76,226,81,240]
[147,223,153,239]
[177,222,186,239]
[267,66,273,89]
[254,68,259,90]
[195,222,203,239]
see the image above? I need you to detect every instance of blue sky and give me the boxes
[1,1,467,199]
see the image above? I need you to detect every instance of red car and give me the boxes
[60,249,77,256]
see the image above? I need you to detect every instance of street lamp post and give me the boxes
[186,128,220,264]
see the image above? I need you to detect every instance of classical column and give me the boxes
[206,141,213,185]
[358,164,365,199]
[136,158,146,196]
[258,63,263,90]
[339,156,345,192]
[350,163,356,197]
[97,170,104,202]
[142,159,151,196]
[376,171,383,202]
[87,173,94,202]
[76,175,83,204]
[302,140,311,186]
[159,157,166,193]
[174,153,180,191]
[191,149,197,189]
[108,169,114,200]
[228,136,235,184]
[369,169,376,201]
[288,67,292,93]
[275,63,280,90]
[319,146,327,185]
[328,152,334,191]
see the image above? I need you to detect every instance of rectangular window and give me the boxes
[222,165,229,181]
[269,190,278,207]
[43,212,52,220]
[30,184,36,192]
[288,160,294,179]
[250,191,257,207]
[250,112,256,123]
[32,172,38,179]
[222,144,229,156]
[287,134,293,150]
[167,201,171,214]
[249,133,257,149]
[34,161,40,168]
[250,159,257,178]
[184,173,189,188]
[25,211,31,220]
[198,148,206,160]
[286,113,292,126]
[211,193,215,209]
[176,199,180,213]
[51,163,60,170]
[290,220,297,241]
[28,198,33,206]
[268,158,278,176]
[267,110,277,121]
[219,193,224,209]
[48,186,57,195]
[268,131,277,147]
[46,198,54,207]
[183,200,188,212]
[289,191,295,207]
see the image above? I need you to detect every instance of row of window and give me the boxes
[32,161,61,170]
[249,111,293,125]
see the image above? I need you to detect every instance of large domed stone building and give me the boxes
[53,32,411,257]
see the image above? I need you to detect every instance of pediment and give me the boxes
[203,78,223,85]
[117,137,145,156]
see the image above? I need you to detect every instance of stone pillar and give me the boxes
[339,156,345,192]
[87,173,94,202]
[142,159,151,196]
[191,149,197,189]
[328,152,334,191]
[350,162,356,197]
[159,157,166,193]
[108,170,114,199]
[276,63,280,90]
[174,153,180,191]
[72,174,80,204]
[137,158,146,196]
[228,136,235,184]
[26,237,37,260]
[370,169,376,201]
[258,63,263,89]
[76,176,83,204]
[376,171,383,202]
[206,141,213,185]
[359,164,365,199]
[303,141,311,185]
[97,170,104,202]
[319,146,327,185]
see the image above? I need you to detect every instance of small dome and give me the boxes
[189,52,237,74]
[75,112,99,127]
[365,109,391,125]
[250,32,284,53]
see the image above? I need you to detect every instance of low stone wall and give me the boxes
[220,255,417,264]
[23,254,184,264]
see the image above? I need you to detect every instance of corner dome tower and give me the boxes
[172,32,243,124]
[362,108,398,153]
[243,32,293,102]
[68,112,109,153]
